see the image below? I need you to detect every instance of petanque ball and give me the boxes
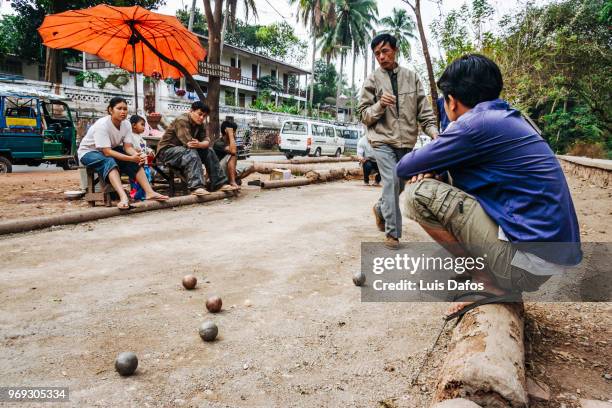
[352,271,366,286]
[199,321,218,342]
[115,352,138,376]
[182,275,197,290]
[206,295,222,313]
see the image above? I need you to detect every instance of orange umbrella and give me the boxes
[38,5,206,112]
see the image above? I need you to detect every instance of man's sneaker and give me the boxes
[372,204,385,232]
[191,188,210,196]
[384,235,400,250]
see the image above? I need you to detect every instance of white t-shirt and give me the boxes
[78,116,134,160]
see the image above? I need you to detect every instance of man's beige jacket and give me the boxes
[358,65,439,148]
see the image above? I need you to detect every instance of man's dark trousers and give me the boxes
[158,146,228,190]
[363,160,381,184]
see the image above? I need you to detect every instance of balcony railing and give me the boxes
[67,60,116,70]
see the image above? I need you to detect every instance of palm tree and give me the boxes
[202,0,257,137]
[289,0,336,107]
[380,8,416,62]
[320,0,377,119]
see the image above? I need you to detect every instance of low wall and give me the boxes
[558,155,612,188]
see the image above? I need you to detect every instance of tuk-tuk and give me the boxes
[0,87,77,173]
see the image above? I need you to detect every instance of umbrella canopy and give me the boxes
[38,5,206,80]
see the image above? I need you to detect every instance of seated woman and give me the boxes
[78,97,168,209]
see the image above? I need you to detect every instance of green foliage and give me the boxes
[250,98,301,114]
[380,8,416,61]
[256,75,283,94]
[312,60,338,105]
[432,0,611,157]
[103,70,130,89]
[75,71,104,88]
[176,5,207,35]
[3,0,166,65]
[224,20,307,64]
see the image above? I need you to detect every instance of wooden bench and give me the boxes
[152,163,189,197]
[84,167,114,207]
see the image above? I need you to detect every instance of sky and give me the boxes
[0,0,549,88]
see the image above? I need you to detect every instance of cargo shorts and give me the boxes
[403,179,550,292]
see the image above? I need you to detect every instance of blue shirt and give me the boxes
[396,99,581,265]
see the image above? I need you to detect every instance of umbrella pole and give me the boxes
[132,43,138,114]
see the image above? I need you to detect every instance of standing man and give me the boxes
[358,34,439,249]
[156,101,234,195]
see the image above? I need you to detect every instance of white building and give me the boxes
[0,34,310,119]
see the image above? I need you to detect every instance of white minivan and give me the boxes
[278,120,345,159]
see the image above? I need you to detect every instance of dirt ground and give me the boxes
[0,169,610,407]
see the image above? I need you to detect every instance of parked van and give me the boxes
[335,125,362,154]
[278,120,345,159]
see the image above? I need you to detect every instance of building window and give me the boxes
[0,59,23,75]
[252,64,258,80]
[224,90,235,106]
[270,69,276,79]
[283,73,288,90]
[251,95,256,106]
[230,57,236,68]
[239,93,245,108]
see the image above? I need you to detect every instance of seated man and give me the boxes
[156,101,234,195]
[214,120,255,188]
[396,54,581,317]
[357,134,381,186]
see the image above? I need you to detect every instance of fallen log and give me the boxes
[431,398,482,407]
[432,303,528,408]
[260,177,311,189]
[0,191,236,236]
[266,156,357,165]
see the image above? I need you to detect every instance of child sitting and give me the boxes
[129,115,155,201]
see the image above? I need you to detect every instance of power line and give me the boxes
[261,0,286,20]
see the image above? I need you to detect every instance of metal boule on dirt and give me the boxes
[206,295,222,313]
[182,275,197,290]
[199,321,218,342]
[115,352,138,376]
[352,271,366,286]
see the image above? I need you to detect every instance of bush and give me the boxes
[567,142,607,159]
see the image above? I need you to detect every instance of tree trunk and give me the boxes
[44,48,62,84]
[202,0,223,140]
[338,53,345,120]
[413,0,439,121]
[310,33,316,107]
[351,47,356,121]
[363,47,368,81]
[371,29,376,73]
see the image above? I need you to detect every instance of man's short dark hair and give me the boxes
[191,101,210,113]
[371,33,397,51]
[220,120,238,135]
[436,54,503,108]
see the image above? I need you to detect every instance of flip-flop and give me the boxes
[117,201,131,210]
[147,194,169,201]
[445,291,523,322]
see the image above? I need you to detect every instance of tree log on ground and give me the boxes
[432,303,528,408]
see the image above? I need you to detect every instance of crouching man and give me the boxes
[156,101,234,195]
[213,120,256,188]
[397,54,582,317]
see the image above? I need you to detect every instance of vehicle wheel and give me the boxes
[0,156,12,174]
[314,148,321,157]
[61,156,79,171]
[285,153,294,160]
[335,148,342,157]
